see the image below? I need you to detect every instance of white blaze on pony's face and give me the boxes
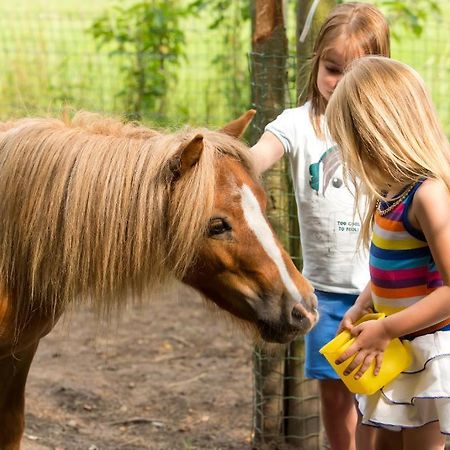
[239,184,317,327]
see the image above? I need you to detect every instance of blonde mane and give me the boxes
[0,112,253,325]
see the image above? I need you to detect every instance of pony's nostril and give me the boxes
[291,302,317,330]
[291,302,307,326]
[291,305,304,322]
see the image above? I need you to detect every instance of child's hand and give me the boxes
[336,304,368,334]
[334,319,391,379]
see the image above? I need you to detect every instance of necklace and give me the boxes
[376,184,415,216]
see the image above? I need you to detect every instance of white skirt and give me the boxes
[356,330,450,433]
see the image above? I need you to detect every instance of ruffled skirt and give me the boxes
[356,330,450,433]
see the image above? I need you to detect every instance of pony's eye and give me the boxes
[208,218,231,237]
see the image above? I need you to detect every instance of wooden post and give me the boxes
[283,94,320,447]
[252,346,286,448]
[285,341,321,448]
[249,1,290,447]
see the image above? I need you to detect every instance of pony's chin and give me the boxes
[261,333,297,344]
[257,320,311,344]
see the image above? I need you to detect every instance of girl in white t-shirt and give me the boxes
[251,4,390,449]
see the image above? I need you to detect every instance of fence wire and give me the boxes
[0,4,251,127]
[0,2,448,131]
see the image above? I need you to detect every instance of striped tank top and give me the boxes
[370,180,450,338]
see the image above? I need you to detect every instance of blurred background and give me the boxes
[0,0,447,132]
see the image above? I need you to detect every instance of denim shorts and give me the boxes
[304,289,358,379]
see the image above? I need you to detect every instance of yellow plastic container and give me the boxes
[319,313,412,395]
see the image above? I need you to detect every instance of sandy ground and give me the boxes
[20,284,255,450]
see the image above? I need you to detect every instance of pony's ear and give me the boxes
[172,134,204,178]
[220,109,256,138]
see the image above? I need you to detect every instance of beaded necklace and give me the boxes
[376,184,415,216]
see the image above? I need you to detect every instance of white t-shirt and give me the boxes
[265,102,369,294]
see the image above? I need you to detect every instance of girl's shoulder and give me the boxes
[414,178,448,205]
[410,178,449,229]
[276,102,321,134]
[267,102,315,136]
[266,102,328,148]
[277,101,312,121]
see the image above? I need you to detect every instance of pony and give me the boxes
[0,110,318,449]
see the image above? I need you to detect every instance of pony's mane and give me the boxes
[0,111,254,326]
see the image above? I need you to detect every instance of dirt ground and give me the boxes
[21,284,255,450]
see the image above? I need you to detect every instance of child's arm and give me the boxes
[336,179,450,378]
[251,131,285,174]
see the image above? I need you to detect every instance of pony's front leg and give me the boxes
[0,341,39,450]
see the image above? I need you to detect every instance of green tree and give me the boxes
[189,0,251,118]
[90,1,187,122]
[375,0,441,37]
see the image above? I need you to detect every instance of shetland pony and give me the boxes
[0,110,318,449]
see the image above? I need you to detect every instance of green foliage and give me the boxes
[188,0,250,29]
[188,0,251,117]
[374,0,441,38]
[90,0,187,121]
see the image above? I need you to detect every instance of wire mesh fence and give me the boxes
[389,0,450,136]
[0,3,251,127]
[252,343,322,450]
[0,1,448,131]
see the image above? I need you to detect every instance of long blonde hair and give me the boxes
[306,2,390,136]
[326,56,450,246]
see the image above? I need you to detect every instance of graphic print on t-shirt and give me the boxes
[309,145,343,194]
[309,146,361,254]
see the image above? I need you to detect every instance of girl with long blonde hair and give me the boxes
[327,56,450,450]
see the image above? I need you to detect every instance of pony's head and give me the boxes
[171,112,318,343]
